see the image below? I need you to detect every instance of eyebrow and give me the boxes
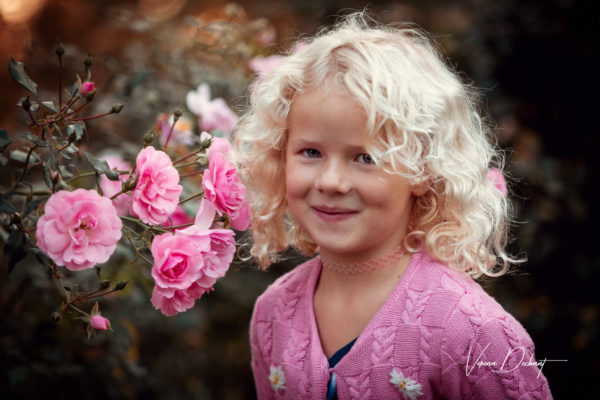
[287,138,368,152]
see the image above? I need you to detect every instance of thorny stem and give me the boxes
[61,88,79,112]
[120,216,168,234]
[60,287,119,315]
[110,188,129,200]
[72,110,113,122]
[163,113,179,149]
[179,170,204,178]
[175,161,200,169]
[124,228,154,267]
[178,192,204,205]
[58,56,63,108]
[12,144,39,189]
[66,169,129,185]
[173,148,204,165]
[27,109,40,127]
[68,304,90,317]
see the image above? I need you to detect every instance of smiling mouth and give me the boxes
[311,206,358,221]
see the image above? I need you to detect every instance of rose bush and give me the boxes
[35,189,122,271]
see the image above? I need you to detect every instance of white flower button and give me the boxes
[269,365,286,392]
[390,368,424,400]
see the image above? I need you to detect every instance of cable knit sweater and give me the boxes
[250,251,553,399]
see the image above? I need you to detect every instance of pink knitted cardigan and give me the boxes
[250,251,553,399]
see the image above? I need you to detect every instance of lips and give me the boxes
[311,205,358,222]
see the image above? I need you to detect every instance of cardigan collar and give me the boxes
[305,251,424,376]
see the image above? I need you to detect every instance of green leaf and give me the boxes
[10,149,40,163]
[24,198,43,216]
[0,193,17,213]
[42,160,53,189]
[8,58,38,95]
[0,129,11,152]
[21,132,47,147]
[41,100,59,113]
[62,143,79,156]
[27,247,52,267]
[66,122,85,141]
[3,229,27,273]
[82,150,119,181]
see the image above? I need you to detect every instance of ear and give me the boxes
[411,178,431,197]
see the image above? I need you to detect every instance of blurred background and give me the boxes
[1,0,597,398]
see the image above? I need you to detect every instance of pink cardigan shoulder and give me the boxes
[249,251,553,399]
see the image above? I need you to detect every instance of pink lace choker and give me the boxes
[320,247,405,274]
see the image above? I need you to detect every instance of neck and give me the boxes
[317,252,412,296]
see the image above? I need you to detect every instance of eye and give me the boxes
[301,148,321,158]
[356,153,375,165]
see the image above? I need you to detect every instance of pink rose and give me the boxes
[151,282,211,317]
[99,154,131,216]
[151,200,236,316]
[186,83,238,137]
[180,199,236,281]
[487,168,508,196]
[150,231,210,291]
[90,315,111,330]
[36,189,122,271]
[202,151,250,231]
[156,113,194,146]
[131,146,182,225]
[81,81,95,95]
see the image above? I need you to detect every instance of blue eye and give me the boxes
[302,148,321,158]
[356,153,374,164]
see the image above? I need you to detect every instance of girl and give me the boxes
[234,12,553,400]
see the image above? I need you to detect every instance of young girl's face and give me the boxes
[285,86,414,261]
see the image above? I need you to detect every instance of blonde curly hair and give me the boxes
[233,12,517,277]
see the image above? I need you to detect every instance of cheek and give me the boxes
[285,162,311,200]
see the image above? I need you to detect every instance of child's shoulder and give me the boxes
[409,251,529,336]
[251,257,318,320]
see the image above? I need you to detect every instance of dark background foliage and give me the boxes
[1,0,597,398]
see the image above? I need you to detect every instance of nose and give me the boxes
[314,159,351,194]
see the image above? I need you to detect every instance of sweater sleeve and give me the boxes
[250,296,275,400]
[440,303,553,399]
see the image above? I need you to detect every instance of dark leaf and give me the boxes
[62,143,79,156]
[24,198,43,216]
[59,165,74,180]
[22,132,47,147]
[41,100,59,113]
[48,140,58,170]
[8,58,38,95]
[0,129,11,152]
[82,150,119,181]
[9,149,40,163]
[66,122,85,141]
[3,229,27,273]
[42,160,52,189]
[0,193,17,213]
[27,247,52,267]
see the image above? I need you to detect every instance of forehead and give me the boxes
[288,86,369,143]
